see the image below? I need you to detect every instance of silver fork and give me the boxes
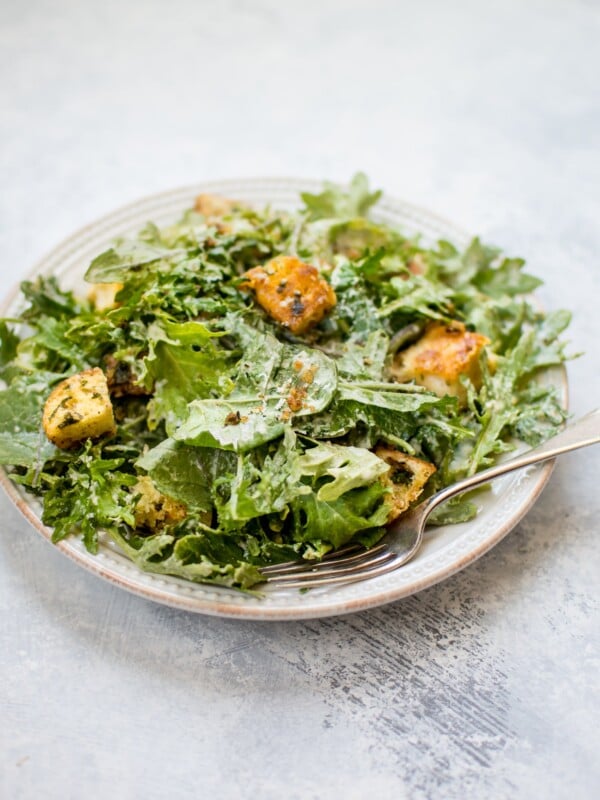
[260,408,600,590]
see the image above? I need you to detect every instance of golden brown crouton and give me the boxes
[194,193,239,218]
[242,255,337,334]
[389,321,490,404]
[407,253,427,275]
[88,282,124,311]
[376,446,436,523]
[133,476,187,531]
[42,368,117,449]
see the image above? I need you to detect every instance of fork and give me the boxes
[259,408,600,590]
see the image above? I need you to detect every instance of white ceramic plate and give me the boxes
[0,178,567,620]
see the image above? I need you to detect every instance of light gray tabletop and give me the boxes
[1,2,599,798]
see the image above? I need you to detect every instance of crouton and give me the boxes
[376,446,436,523]
[389,321,490,404]
[194,193,239,218]
[88,282,124,311]
[104,355,148,398]
[42,367,116,449]
[133,476,187,531]
[242,255,337,334]
[407,253,427,276]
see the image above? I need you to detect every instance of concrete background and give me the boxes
[1,1,599,798]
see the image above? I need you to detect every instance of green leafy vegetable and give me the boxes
[41,442,137,553]
[0,378,58,467]
[290,482,389,549]
[84,240,185,283]
[136,438,236,511]
[174,320,338,451]
[301,172,382,221]
[296,441,389,502]
[143,319,233,432]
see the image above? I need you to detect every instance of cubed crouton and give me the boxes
[42,367,116,449]
[88,282,124,311]
[242,255,337,334]
[194,193,239,218]
[389,321,490,404]
[133,476,187,531]
[376,446,436,523]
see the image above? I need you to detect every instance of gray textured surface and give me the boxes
[1,1,599,798]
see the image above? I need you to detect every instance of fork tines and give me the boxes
[260,544,398,589]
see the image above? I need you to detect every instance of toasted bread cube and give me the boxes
[376,446,436,523]
[194,193,239,218]
[88,282,124,311]
[42,367,116,449]
[390,321,490,404]
[133,476,187,531]
[242,255,337,334]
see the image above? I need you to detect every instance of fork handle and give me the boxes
[426,407,600,512]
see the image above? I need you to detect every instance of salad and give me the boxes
[0,175,570,590]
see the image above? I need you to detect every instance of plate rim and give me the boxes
[0,178,568,620]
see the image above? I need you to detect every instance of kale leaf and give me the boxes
[301,172,382,221]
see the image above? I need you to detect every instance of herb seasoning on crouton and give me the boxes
[242,255,336,334]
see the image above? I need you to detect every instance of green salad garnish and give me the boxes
[0,174,570,590]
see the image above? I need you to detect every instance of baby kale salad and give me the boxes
[0,175,570,590]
